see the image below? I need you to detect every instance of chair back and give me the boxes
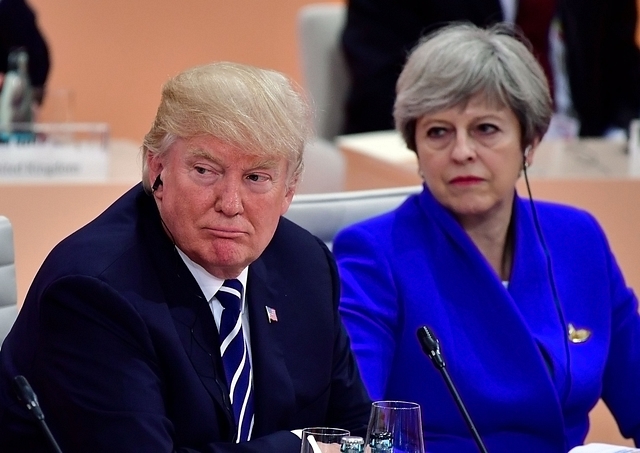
[297,3,348,141]
[285,186,422,249]
[0,216,17,346]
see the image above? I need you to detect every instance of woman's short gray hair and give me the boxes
[141,62,313,192]
[394,23,552,152]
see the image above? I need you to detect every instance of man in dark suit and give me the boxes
[342,0,640,137]
[0,62,371,452]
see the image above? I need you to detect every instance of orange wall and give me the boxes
[28,0,342,142]
[23,0,640,143]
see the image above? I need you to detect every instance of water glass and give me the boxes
[365,400,425,453]
[300,427,350,453]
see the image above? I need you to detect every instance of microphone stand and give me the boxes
[416,326,489,453]
[13,375,63,453]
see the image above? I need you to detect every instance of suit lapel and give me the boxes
[166,269,233,428]
[408,189,566,439]
[246,257,296,437]
[509,197,571,401]
[138,192,234,432]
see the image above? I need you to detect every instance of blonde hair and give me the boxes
[142,62,313,191]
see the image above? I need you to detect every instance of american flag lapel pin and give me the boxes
[265,306,278,323]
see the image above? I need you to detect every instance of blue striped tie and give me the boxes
[216,279,254,442]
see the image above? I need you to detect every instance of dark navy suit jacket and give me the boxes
[0,184,371,452]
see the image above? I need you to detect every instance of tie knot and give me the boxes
[216,279,243,312]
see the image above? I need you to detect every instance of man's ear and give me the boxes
[147,153,164,194]
[280,176,299,215]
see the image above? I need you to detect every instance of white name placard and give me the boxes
[0,142,109,181]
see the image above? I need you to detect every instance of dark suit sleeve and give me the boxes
[31,276,180,452]
[27,275,304,453]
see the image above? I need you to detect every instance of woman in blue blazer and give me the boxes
[334,24,640,452]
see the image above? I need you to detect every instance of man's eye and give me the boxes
[195,166,209,175]
[246,174,270,183]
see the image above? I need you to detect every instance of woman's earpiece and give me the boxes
[523,145,532,169]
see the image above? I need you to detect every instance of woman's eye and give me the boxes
[426,127,448,138]
[477,123,498,134]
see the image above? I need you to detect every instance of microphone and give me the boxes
[416,326,489,453]
[13,375,63,453]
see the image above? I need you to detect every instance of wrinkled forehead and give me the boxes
[172,135,295,174]
[193,143,284,167]
[436,88,511,117]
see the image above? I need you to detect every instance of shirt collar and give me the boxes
[175,247,249,308]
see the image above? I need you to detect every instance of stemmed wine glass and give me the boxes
[365,400,425,453]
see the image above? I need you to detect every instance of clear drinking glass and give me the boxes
[365,400,425,453]
[300,427,350,453]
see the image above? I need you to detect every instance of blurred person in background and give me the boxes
[0,0,50,104]
[342,0,640,140]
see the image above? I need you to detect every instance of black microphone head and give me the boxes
[13,375,35,404]
[13,377,63,452]
[13,375,44,420]
[416,328,488,453]
[416,325,439,354]
[416,325,445,369]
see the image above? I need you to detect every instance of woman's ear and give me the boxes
[523,137,541,168]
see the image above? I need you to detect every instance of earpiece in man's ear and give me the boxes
[524,145,532,158]
[152,174,163,192]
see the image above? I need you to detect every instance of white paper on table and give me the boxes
[569,443,640,452]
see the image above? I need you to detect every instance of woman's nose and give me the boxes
[450,133,477,162]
